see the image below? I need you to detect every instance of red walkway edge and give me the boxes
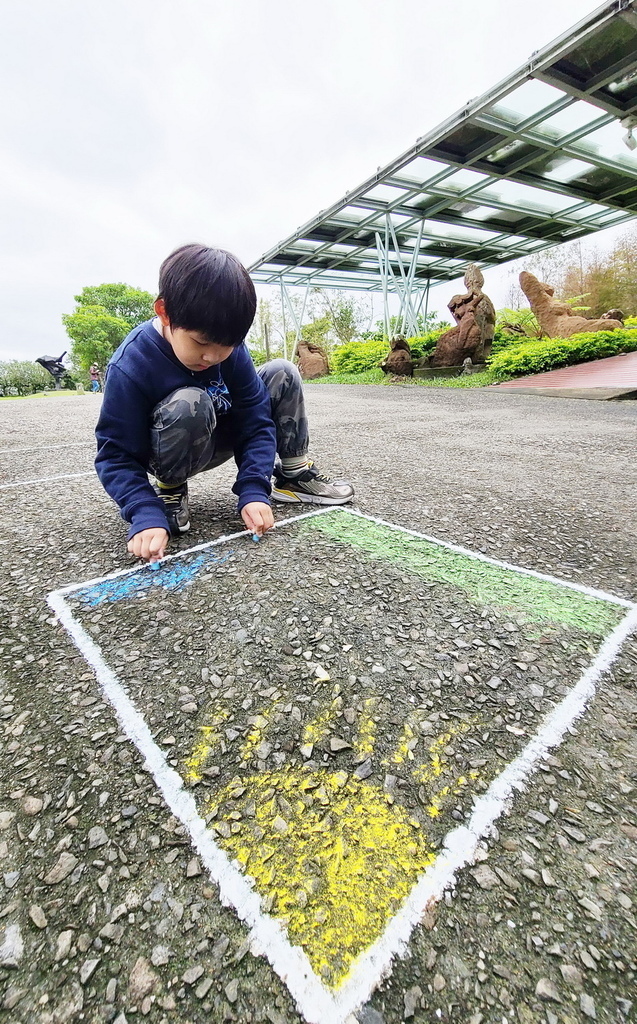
[494,351,637,390]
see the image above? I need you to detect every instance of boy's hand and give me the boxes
[127,528,170,562]
[241,502,274,537]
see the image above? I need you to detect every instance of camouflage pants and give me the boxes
[149,358,309,486]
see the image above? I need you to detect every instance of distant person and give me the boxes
[89,364,102,392]
[94,244,354,562]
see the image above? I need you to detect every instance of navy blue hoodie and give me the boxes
[95,320,276,539]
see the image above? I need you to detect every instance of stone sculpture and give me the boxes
[296,340,329,379]
[519,271,623,337]
[381,336,413,377]
[601,308,625,323]
[429,264,495,367]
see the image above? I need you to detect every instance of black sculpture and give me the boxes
[35,351,67,390]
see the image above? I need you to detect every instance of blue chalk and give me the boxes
[252,533,261,543]
[149,561,161,570]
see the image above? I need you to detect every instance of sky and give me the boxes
[0,0,630,361]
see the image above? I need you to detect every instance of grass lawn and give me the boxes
[307,368,496,388]
[0,390,91,400]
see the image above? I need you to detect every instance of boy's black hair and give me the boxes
[158,244,256,346]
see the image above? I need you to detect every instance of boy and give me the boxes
[95,244,354,562]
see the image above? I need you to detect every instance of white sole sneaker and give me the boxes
[271,485,353,505]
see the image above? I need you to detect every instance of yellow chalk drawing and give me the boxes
[210,767,435,986]
[412,721,478,817]
[184,709,229,784]
[353,698,378,759]
[386,713,421,765]
[240,712,271,762]
[184,701,482,988]
[301,696,342,747]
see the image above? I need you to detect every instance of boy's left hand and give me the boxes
[241,502,274,537]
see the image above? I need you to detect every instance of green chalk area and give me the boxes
[304,513,624,637]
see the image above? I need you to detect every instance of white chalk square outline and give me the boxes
[47,507,637,1024]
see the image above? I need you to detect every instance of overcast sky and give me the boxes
[0,0,626,361]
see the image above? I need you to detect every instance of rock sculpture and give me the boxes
[519,271,623,337]
[429,265,495,367]
[601,308,624,323]
[296,340,329,379]
[381,336,413,377]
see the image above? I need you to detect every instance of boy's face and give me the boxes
[154,298,235,372]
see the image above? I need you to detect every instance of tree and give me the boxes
[74,283,155,330]
[362,312,449,341]
[300,314,332,348]
[320,291,361,347]
[62,305,130,373]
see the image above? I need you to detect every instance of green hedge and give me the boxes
[0,361,53,397]
[331,339,390,374]
[330,330,448,374]
[488,329,637,382]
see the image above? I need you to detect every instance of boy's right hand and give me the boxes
[127,528,170,563]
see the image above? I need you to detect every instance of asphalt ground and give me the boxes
[0,385,636,1024]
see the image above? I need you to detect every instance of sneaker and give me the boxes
[271,460,354,505]
[154,481,190,535]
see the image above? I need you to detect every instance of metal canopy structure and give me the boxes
[249,0,637,336]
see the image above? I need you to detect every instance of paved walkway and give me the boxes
[0,388,636,1024]
[495,351,637,395]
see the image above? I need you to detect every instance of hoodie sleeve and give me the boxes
[223,345,276,509]
[95,364,170,539]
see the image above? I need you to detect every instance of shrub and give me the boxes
[495,307,542,338]
[488,329,637,381]
[624,315,637,327]
[331,339,389,374]
[405,329,448,361]
[331,330,450,374]
[0,361,53,397]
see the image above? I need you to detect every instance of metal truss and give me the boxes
[249,0,637,317]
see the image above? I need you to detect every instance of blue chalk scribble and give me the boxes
[75,549,235,608]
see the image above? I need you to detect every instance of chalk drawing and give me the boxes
[74,549,234,608]
[190,710,480,988]
[47,507,637,1024]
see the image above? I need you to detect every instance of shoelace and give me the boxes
[304,460,331,483]
[160,491,184,507]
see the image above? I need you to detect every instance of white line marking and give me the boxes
[47,508,637,1023]
[0,441,93,455]
[56,505,636,609]
[55,506,332,597]
[339,506,635,608]
[0,471,95,490]
[333,603,637,1016]
[47,585,336,1024]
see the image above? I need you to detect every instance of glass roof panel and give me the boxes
[556,18,637,82]
[436,167,490,190]
[391,156,450,186]
[484,179,579,212]
[573,124,637,171]
[538,157,597,183]
[538,99,605,137]
[363,183,411,203]
[249,5,637,290]
[487,79,565,123]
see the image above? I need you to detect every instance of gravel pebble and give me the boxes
[535,977,562,1002]
[28,904,47,929]
[87,825,108,848]
[43,852,78,884]
[79,957,100,984]
[225,977,239,1002]
[128,956,159,1003]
